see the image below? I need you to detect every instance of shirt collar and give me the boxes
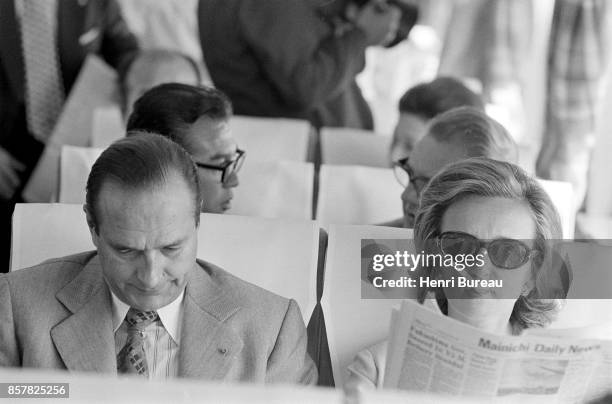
[109,289,185,344]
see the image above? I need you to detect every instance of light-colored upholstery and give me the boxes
[536,178,575,239]
[59,146,103,204]
[320,127,391,168]
[319,224,413,387]
[0,367,342,403]
[59,146,314,220]
[228,160,314,220]
[11,205,319,317]
[316,165,403,225]
[230,116,313,163]
[547,241,612,338]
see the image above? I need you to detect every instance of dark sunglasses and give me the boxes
[437,231,536,270]
[195,149,246,184]
[392,157,430,195]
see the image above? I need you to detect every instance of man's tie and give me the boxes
[117,308,159,377]
[18,0,65,142]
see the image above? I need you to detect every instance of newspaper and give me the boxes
[383,300,612,403]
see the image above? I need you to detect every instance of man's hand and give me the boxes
[0,147,25,200]
[348,0,401,46]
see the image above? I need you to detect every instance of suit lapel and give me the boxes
[0,0,25,99]
[51,255,116,373]
[178,262,244,379]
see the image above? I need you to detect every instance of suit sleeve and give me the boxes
[99,0,139,79]
[0,275,20,366]
[239,0,367,111]
[265,299,318,385]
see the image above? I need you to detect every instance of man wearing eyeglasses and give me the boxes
[126,83,244,214]
[390,107,518,228]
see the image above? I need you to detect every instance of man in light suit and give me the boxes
[0,133,317,383]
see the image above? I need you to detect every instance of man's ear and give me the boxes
[83,204,99,247]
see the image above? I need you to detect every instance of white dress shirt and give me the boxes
[111,290,184,380]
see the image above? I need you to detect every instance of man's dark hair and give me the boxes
[398,77,484,119]
[126,83,233,148]
[85,132,201,232]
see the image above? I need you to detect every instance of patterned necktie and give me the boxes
[117,308,159,377]
[18,0,65,142]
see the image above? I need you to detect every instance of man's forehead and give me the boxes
[185,118,237,159]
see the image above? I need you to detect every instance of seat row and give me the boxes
[11,205,610,386]
[57,144,576,238]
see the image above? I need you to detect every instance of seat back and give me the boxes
[320,127,391,168]
[316,165,403,225]
[536,179,575,239]
[228,160,314,220]
[0,367,343,403]
[11,203,94,271]
[548,241,612,337]
[11,205,319,317]
[59,146,103,204]
[59,146,315,220]
[231,116,313,162]
[320,224,413,387]
[90,106,125,148]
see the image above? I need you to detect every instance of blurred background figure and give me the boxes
[123,49,202,118]
[437,0,532,143]
[0,0,138,270]
[536,0,612,212]
[393,107,517,228]
[198,0,402,130]
[388,76,485,163]
[127,84,243,214]
[116,0,213,85]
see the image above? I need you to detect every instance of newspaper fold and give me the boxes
[384,300,612,403]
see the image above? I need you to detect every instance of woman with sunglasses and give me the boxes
[346,157,564,393]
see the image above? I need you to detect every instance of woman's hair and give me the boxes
[414,157,564,332]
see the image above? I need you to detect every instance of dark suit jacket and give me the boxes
[198,0,373,130]
[0,0,138,169]
[0,251,317,384]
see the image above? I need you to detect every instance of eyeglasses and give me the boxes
[195,149,246,184]
[392,157,430,195]
[437,231,536,270]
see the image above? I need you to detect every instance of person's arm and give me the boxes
[238,0,398,110]
[0,146,25,200]
[0,275,19,366]
[266,299,318,384]
[98,0,140,80]
[344,340,387,394]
